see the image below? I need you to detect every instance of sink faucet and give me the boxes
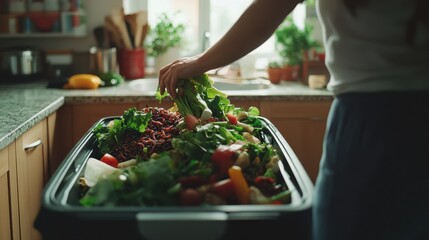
[202,31,211,52]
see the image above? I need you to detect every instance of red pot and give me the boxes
[267,68,283,84]
[282,65,300,81]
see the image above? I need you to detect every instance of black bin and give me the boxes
[35,116,314,240]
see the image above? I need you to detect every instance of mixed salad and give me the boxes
[79,74,291,207]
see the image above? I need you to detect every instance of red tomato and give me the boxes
[178,175,206,188]
[179,188,202,206]
[100,153,119,168]
[254,176,275,184]
[211,145,235,177]
[226,113,237,125]
[185,114,199,130]
[211,178,235,200]
[206,117,217,122]
[271,200,283,205]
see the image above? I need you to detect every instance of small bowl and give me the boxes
[28,12,60,32]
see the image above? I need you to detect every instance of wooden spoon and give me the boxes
[139,23,149,48]
[104,16,123,48]
[125,11,147,49]
[109,8,133,50]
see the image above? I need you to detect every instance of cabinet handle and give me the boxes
[24,139,42,150]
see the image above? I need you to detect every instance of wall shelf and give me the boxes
[0,32,86,38]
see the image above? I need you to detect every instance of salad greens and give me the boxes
[81,153,179,206]
[156,74,232,120]
[92,108,152,154]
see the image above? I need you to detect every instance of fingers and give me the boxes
[165,72,177,99]
[159,60,181,99]
[158,56,201,99]
[159,73,166,96]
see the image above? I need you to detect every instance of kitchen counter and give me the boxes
[0,79,333,150]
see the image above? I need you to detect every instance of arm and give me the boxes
[159,0,302,98]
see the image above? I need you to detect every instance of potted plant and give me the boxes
[267,60,284,84]
[145,12,186,73]
[273,17,317,81]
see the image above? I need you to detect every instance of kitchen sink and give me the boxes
[127,77,272,93]
[211,77,272,91]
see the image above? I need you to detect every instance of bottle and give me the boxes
[8,0,26,13]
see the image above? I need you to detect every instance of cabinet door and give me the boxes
[0,143,20,240]
[0,148,11,240]
[0,146,13,240]
[71,103,137,143]
[229,99,260,111]
[260,100,332,183]
[47,107,73,176]
[15,119,48,240]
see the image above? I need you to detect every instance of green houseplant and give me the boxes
[146,12,186,58]
[271,17,317,81]
[267,61,284,84]
[146,12,186,74]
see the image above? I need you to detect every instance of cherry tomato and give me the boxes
[178,175,206,188]
[211,178,235,200]
[185,114,199,130]
[100,153,119,168]
[271,200,283,205]
[226,113,238,125]
[179,188,202,206]
[211,145,235,177]
[254,176,275,184]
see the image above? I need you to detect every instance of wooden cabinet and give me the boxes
[15,119,49,240]
[260,100,332,183]
[47,107,73,176]
[71,103,137,144]
[137,99,174,110]
[0,147,12,240]
[0,144,19,240]
[229,99,260,111]
[1,116,56,240]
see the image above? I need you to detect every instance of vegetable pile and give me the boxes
[79,74,291,207]
[93,107,182,162]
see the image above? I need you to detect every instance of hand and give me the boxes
[158,55,203,99]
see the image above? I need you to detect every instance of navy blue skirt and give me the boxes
[312,91,429,240]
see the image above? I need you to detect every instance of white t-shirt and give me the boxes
[316,0,429,95]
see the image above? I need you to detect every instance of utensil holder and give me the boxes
[118,48,145,80]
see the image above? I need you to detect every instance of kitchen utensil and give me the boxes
[0,47,44,78]
[108,8,132,50]
[124,20,135,48]
[140,23,149,47]
[125,11,147,48]
[93,26,107,48]
[104,16,122,48]
[89,46,118,74]
[118,48,145,79]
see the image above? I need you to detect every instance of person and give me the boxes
[158,0,429,239]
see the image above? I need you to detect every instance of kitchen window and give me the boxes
[148,0,307,69]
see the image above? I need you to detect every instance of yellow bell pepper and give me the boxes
[66,74,102,89]
[228,166,250,204]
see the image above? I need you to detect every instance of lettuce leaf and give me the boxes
[93,108,152,154]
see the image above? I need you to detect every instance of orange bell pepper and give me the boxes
[228,166,250,204]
